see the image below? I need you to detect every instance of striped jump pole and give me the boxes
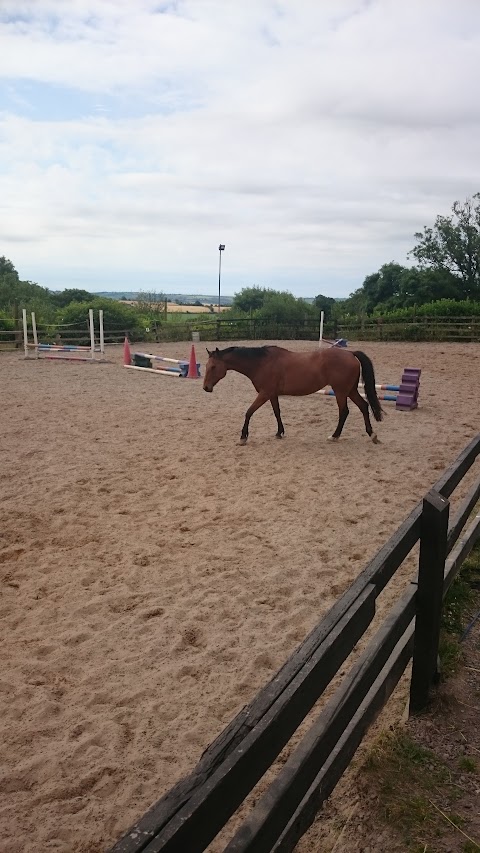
[359,382,400,392]
[317,388,399,402]
[125,365,183,377]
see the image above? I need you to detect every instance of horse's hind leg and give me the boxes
[271,396,285,438]
[349,387,379,443]
[328,392,349,441]
[240,392,269,445]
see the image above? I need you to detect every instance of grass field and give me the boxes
[122,300,230,320]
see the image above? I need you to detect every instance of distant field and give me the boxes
[167,303,229,314]
[121,300,229,315]
[166,311,207,323]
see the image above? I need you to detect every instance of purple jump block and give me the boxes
[396,367,421,411]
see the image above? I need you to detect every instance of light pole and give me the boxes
[218,244,225,313]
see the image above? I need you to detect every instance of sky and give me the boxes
[1,1,480,299]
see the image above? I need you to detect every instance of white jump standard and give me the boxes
[23,309,106,362]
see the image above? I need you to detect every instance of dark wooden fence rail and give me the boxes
[110,434,480,853]
[335,315,480,343]
[0,327,22,349]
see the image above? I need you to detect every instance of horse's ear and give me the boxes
[206,348,212,357]
[215,347,220,353]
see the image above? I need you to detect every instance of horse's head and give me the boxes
[203,348,228,392]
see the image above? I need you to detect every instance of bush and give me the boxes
[368,299,480,323]
[0,311,15,331]
[59,298,145,341]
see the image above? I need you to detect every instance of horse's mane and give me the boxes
[217,346,272,360]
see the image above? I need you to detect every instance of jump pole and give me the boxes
[358,382,400,392]
[22,309,28,358]
[124,365,179,377]
[89,309,95,359]
[99,310,104,355]
[317,388,398,402]
[32,311,38,355]
[41,355,100,362]
[133,352,189,366]
[318,311,324,348]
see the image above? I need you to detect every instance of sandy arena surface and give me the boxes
[1,339,479,853]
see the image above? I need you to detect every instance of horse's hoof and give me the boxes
[371,433,380,444]
[275,433,283,439]
[327,435,339,442]
[239,438,247,446]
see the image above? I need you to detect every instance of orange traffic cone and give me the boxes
[187,344,199,378]
[123,336,132,366]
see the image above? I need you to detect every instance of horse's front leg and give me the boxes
[240,392,269,445]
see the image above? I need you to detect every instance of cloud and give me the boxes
[1,0,480,296]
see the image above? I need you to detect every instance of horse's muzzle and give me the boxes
[203,385,213,393]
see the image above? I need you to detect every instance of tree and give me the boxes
[136,290,167,320]
[232,286,274,312]
[313,294,336,320]
[341,287,367,316]
[0,256,20,310]
[396,267,461,307]
[257,291,315,323]
[51,288,93,307]
[410,194,480,300]
[0,256,54,317]
[361,263,407,313]
[0,256,19,281]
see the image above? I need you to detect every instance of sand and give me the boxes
[1,339,479,853]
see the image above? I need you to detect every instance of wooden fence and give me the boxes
[3,314,480,349]
[0,320,133,350]
[335,315,480,343]
[153,314,480,343]
[110,435,480,853]
[139,314,480,344]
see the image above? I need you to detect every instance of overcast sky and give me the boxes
[1,0,479,298]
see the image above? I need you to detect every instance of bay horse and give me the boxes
[203,345,383,445]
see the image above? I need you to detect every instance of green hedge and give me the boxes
[369,299,480,322]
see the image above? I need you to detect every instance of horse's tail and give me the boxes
[352,350,384,422]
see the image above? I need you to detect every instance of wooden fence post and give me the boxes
[409,490,449,714]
